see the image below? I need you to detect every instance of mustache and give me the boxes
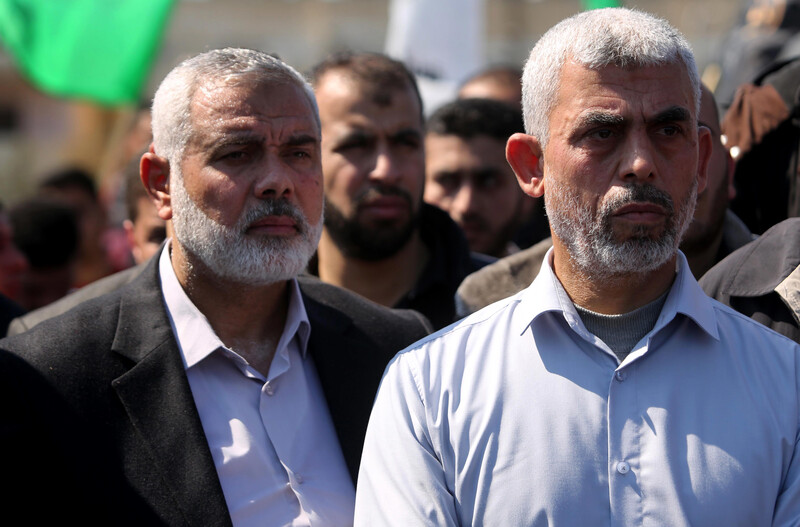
[460,212,489,231]
[601,183,674,214]
[240,199,309,234]
[354,185,413,209]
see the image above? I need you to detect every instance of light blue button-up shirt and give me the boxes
[355,250,800,526]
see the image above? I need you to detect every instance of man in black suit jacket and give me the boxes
[0,48,430,526]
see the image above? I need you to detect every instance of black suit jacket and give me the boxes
[6,263,145,336]
[0,253,430,526]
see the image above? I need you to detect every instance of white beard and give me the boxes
[546,179,697,279]
[169,169,323,285]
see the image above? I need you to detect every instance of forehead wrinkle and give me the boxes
[191,79,319,128]
[190,112,319,150]
[194,129,262,151]
[286,134,319,147]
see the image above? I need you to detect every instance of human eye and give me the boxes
[588,128,615,140]
[433,173,459,193]
[658,124,683,137]
[221,150,249,160]
[475,171,500,190]
[393,131,422,149]
[290,149,312,159]
[211,149,251,168]
[212,140,257,164]
[333,133,370,153]
[286,148,316,167]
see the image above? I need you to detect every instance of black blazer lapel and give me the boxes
[302,291,392,483]
[110,256,232,527]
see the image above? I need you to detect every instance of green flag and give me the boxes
[0,0,175,105]
[581,0,621,9]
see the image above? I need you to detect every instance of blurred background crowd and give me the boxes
[0,0,798,326]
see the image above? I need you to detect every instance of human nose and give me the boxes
[253,155,294,199]
[450,183,476,220]
[620,132,656,182]
[368,145,402,185]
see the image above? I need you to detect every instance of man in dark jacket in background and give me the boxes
[309,52,490,329]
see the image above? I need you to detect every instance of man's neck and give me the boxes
[171,243,289,376]
[551,242,677,315]
[316,229,429,308]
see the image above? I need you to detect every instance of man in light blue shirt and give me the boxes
[355,8,800,526]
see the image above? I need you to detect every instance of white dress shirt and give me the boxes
[159,244,354,527]
[355,249,800,526]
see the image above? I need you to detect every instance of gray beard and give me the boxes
[170,169,323,286]
[547,180,697,279]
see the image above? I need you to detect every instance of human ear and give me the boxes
[122,219,141,263]
[695,126,712,195]
[725,151,736,201]
[140,143,173,221]
[506,133,545,198]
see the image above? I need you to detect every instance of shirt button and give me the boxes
[295,473,304,484]
[616,461,630,475]
[615,370,625,382]
[265,383,274,396]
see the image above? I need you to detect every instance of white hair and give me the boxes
[522,8,700,148]
[151,47,318,166]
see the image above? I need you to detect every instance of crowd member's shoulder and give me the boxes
[1,256,164,373]
[2,285,125,356]
[298,274,433,340]
[700,218,800,342]
[7,264,145,337]
[469,251,497,272]
[701,218,800,298]
[456,237,553,317]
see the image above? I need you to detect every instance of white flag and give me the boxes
[385,0,485,115]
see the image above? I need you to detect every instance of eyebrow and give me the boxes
[205,131,318,151]
[391,128,422,139]
[204,131,262,150]
[651,106,692,125]
[576,106,693,130]
[576,111,624,129]
[286,134,318,147]
[337,129,373,143]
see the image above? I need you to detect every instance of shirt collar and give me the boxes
[518,248,719,341]
[775,263,800,324]
[158,240,311,371]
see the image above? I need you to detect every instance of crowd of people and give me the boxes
[1,4,800,526]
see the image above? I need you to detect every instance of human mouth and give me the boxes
[612,202,667,223]
[246,215,298,236]
[359,196,410,220]
[458,216,487,240]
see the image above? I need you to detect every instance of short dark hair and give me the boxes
[39,167,98,201]
[124,151,149,222]
[426,98,524,142]
[310,51,424,118]
[10,197,79,269]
